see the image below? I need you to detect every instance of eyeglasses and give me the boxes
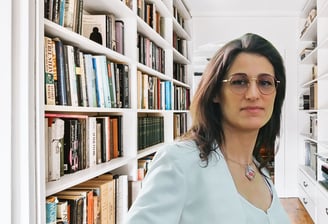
[222,73,280,95]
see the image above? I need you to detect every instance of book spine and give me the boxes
[83,54,97,107]
[107,60,117,108]
[48,118,65,181]
[65,45,79,107]
[122,64,129,108]
[99,56,111,108]
[53,38,68,105]
[74,47,83,106]
[115,20,124,55]
[46,196,57,224]
[44,37,56,105]
[92,56,105,108]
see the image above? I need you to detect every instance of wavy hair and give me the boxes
[182,33,286,169]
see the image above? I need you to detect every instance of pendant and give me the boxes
[245,165,256,181]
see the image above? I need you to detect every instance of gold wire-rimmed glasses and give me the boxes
[222,73,280,95]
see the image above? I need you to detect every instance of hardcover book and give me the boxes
[82,14,116,50]
[44,36,56,105]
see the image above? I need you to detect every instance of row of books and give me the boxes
[46,173,129,224]
[173,112,188,139]
[173,62,187,83]
[173,31,188,58]
[173,4,187,29]
[82,14,125,55]
[137,70,172,110]
[137,116,164,150]
[44,36,129,108]
[137,155,154,180]
[137,34,165,74]
[44,0,84,34]
[45,113,123,182]
[299,83,317,110]
[44,0,126,54]
[173,85,190,111]
[137,0,165,37]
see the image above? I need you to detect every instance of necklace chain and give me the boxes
[223,154,256,181]
[225,156,252,167]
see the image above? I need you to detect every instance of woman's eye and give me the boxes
[232,79,248,86]
[259,80,273,87]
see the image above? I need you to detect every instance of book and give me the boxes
[63,118,79,173]
[56,189,94,224]
[76,180,112,224]
[142,73,149,109]
[44,36,56,105]
[56,200,69,223]
[92,55,105,108]
[128,180,142,209]
[113,63,122,108]
[96,121,102,164]
[87,116,97,168]
[46,196,57,224]
[96,55,111,108]
[115,20,124,54]
[74,48,88,107]
[106,60,117,108]
[55,194,85,224]
[82,14,116,50]
[74,0,84,34]
[83,54,97,107]
[137,70,142,109]
[109,116,120,158]
[47,117,65,181]
[96,117,110,162]
[93,174,116,224]
[53,37,68,105]
[165,81,171,110]
[63,0,76,31]
[64,45,79,107]
[114,174,128,224]
[45,118,49,182]
[117,63,129,108]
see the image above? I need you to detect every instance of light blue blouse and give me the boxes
[125,140,291,224]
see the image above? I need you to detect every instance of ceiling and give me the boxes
[188,0,308,17]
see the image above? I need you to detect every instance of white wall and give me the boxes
[191,15,299,197]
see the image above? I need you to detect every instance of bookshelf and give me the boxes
[37,0,193,223]
[298,0,328,223]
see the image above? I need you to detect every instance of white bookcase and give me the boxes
[298,0,328,223]
[36,0,193,222]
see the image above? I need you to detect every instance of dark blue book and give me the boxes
[53,37,68,105]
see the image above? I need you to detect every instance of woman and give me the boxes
[125,33,290,223]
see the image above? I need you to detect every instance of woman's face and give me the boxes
[214,52,276,132]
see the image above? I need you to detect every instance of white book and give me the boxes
[48,118,64,181]
[87,116,97,168]
[65,45,79,106]
[83,54,97,107]
[98,55,111,108]
[56,201,68,222]
[79,51,88,107]
[45,118,49,183]
[115,174,128,224]
[92,55,105,108]
[96,116,110,162]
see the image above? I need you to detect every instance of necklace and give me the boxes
[225,156,256,181]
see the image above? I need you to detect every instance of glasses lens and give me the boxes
[257,74,276,94]
[229,74,249,94]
